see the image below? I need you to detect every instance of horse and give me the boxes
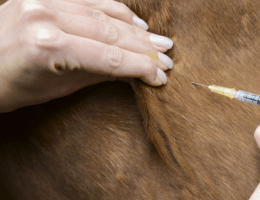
[1,0,260,199]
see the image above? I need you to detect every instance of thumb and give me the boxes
[254,126,260,148]
[250,183,260,200]
[249,126,260,200]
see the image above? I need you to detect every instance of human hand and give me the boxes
[249,126,260,200]
[0,0,173,112]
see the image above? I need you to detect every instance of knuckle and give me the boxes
[102,24,119,44]
[92,10,106,21]
[19,0,55,22]
[106,46,124,70]
[32,28,61,49]
[23,28,62,65]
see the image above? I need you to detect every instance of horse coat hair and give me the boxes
[1,0,260,199]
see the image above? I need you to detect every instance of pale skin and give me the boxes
[2,0,260,197]
[0,0,174,112]
[250,126,260,200]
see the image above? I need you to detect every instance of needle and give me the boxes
[191,81,260,105]
[190,82,208,87]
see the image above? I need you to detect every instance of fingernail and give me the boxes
[156,68,167,84]
[158,52,174,69]
[149,34,173,49]
[133,15,149,30]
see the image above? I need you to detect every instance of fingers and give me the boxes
[251,126,260,199]
[51,33,167,86]
[52,0,171,53]
[250,127,260,199]
[55,11,173,70]
[249,183,260,200]
[254,126,260,148]
[61,0,148,29]
[17,0,173,87]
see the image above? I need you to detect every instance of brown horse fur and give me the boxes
[1,0,260,199]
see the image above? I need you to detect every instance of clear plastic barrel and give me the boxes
[233,90,260,105]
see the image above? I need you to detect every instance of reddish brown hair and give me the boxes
[1,0,260,199]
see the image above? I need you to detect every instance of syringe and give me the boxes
[191,82,260,105]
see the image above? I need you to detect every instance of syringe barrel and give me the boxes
[233,90,260,105]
